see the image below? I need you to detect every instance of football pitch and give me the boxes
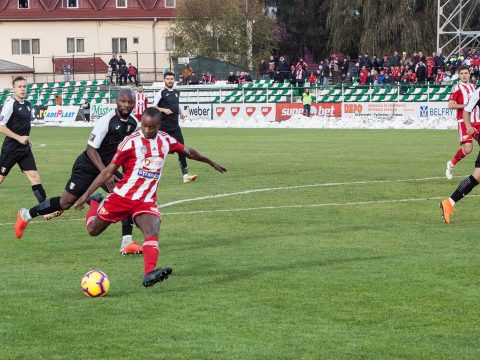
[1,127,480,359]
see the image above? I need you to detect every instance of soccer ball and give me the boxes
[81,270,110,298]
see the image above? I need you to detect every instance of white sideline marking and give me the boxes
[0,175,464,227]
[1,195,464,227]
[159,175,457,208]
[31,143,46,149]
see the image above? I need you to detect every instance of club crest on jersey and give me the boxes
[140,145,147,154]
[127,125,132,132]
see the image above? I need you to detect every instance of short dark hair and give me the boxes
[12,76,26,86]
[142,107,162,125]
[164,71,175,78]
[458,65,470,73]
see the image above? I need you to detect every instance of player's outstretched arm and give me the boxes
[0,125,29,145]
[182,147,227,173]
[74,162,120,210]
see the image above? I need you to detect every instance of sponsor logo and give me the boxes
[1,167,6,174]
[91,104,116,118]
[462,135,470,140]
[138,169,160,179]
[89,133,96,142]
[216,107,225,117]
[231,107,240,116]
[45,109,76,119]
[420,106,428,117]
[69,182,75,190]
[184,105,211,117]
[343,104,363,114]
[261,107,272,117]
[245,107,256,117]
[276,103,341,121]
[99,207,109,216]
[142,157,164,170]
[150,206,160,214]
[18,108,22,111]
[115,125,121,130]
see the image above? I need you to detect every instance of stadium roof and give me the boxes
[0,59,34,74]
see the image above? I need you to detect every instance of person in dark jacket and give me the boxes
[277,56,290,81]
[108,54,118,84]
[415,60,427,83]
[118,64,128,85]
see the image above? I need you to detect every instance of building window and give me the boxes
[116,0,127,7]
[133,37,139,44]
[112,38,127,53]
[67,38,85,53]
[165,0,176,8]
[12,39,40,55]
[18,0,29,8]
[63,0,79,8]
[165,37,174,51]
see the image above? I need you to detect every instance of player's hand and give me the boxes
[159,108,173,115]
[105,176,116,193]
[210,162,227,173]
[74,197,86,211]
[466,124,477,135]
[17,135,29,145]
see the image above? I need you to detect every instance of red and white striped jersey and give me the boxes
[449,82,479,123]
[135,92,148,116]
[111,131,184,202]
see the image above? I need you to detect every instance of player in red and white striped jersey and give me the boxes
[446,65,480,179]
[74,107,226,287]
[134,85,148,122]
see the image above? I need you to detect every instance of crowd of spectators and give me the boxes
[107,54,139,86]
[177,64,217,85]
[255,49,480,87]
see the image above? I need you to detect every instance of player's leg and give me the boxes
[446,123,473,179]
[18,149,50,204]
[84,194,111,236]
[0,149,22,185]
[440,153,480,224]
[134,211,172,287]
[119,216,143,255]
[169,127,198,184]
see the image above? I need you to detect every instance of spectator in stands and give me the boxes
[268,56,276,79]
[81,100,90,122]
[295,64,306,90]
[245,72,253,82]
[391,51,401,66]
[108,54,118,84]
[359,68,368,85]
[377,70,387,85]
[415,60,427,82]
[435,68,446,84]
[277,56,289,81]
[401,52,409,66]
[258,59,268,80]
[322,60,330,86]
[55,95,63,106]
[273,70,283,83]
[118,55,126,67]
[62,60,72,82]
[407,69,417,83]
[118,63,128,85]
[342,72,353,86]
[308,72,317,86]
[427,62,435,82]
[331,59,340,84]
[188,72,200,85]
[340,58,349,77]
[106,67,113,85]
[434,50,445,74]
[182,63,193,82]
[297,58,308,72]
[128,63,139,86]
[391,66,401,83]
[227,71,238,84]
[442,70,452,84]
[177,75,185,85]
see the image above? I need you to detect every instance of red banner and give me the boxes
[275,103,342,121]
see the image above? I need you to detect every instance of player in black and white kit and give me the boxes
[0,76,53,216]
[15,89,141,253]
[155,72,197,184]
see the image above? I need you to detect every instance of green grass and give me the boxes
[1,127,480,359]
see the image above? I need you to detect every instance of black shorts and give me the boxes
[160,126,185,144]
[65,155,123,197]
[0,149,37,177]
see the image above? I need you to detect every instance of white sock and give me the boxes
[121,235,133,248]
[21,208,32,221]
[449,198,455,207]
